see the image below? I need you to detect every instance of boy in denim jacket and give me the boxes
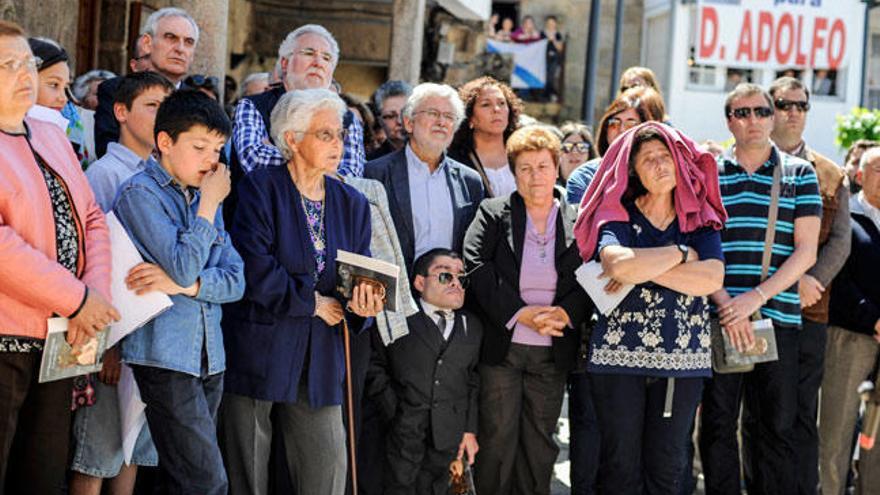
[113,90,245,494]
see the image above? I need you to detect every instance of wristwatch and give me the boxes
[677,244,689,264]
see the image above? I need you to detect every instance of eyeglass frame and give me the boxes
[561,142,592,154]
[427,271,470,289]
[296,128,349,143]
[774,98,810,113]
[727,106,775,120]
[413,108,458,124]
[0,55,42,73]
[606,117,641,131]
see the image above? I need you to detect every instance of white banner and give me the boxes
[486,39,548,89]
[695,0,864,70]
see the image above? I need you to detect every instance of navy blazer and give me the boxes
[830,195,880,337]
[364,148,485,274]
[223,167,371,407]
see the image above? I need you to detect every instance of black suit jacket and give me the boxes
[463,189,592,371]
[367,309,482,451]
[363,148,485,275]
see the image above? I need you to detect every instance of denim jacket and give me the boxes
[114,158,245,376]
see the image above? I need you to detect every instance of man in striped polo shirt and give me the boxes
[698,83,822,494]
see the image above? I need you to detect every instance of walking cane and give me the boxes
[342,318,358,493]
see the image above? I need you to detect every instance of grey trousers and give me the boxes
[219,391,347,495]
[474,343,566,495]
[818,326,880,495]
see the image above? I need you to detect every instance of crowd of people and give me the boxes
[0,5,879,495]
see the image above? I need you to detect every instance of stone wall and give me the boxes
[0,0,80,71]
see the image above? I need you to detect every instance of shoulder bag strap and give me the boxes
[753,161,782,319]
[468,149,495,198]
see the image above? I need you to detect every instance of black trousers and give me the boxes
[591,373,703,495]
[699,327,799,495]
[0,352,72,495]
[793,319,827,495]
[568,371,600,495]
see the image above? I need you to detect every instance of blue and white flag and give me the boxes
[486,39,548,89]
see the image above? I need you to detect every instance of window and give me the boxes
[811,69,840,97]
[724,68,754,91]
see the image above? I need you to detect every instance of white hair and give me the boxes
[401,83,465,131]
[277,24,340,67]
[270,89,347,160]
[141,7,200,44]
[860,146,880,171]
[72,69,116,101]
[239,71,270,98]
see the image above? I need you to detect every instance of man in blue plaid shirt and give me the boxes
[230,24,364,178]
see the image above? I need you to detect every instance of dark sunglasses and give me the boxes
[774,99,810,112]
[562,142,592,153]
[727,106,774,120]
[430,272,470,289]
[184,74,219,90]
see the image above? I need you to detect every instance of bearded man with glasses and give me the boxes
[366,248,482,494]
[767,75,851,495]
[699,82,823,494]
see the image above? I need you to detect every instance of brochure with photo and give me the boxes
[336,250,400,313]
[39,317,109,383]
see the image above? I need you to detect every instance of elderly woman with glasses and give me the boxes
[464,126,593,495]
[566,86,666,205]
[221,88,383,495]
[0,21,118,492]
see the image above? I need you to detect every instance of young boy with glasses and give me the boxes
[366,248,482,494]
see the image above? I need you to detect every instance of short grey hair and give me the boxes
[402,83,465,131]
[278,24,340,67]
[270,89,347,160]
[141,7,200,44]
[860,145,880,171]
[239,71,270,98]
[72,69,116,101]
[372,80,413,111]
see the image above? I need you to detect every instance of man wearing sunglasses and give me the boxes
[768,76,850,494]
[366,248,482,494]
[699,83,822,494]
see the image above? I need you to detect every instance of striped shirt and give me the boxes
[717,146,822,329]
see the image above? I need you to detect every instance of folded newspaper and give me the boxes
[336,250,400,313]
[575,261,634,316]
[39,317,109,383]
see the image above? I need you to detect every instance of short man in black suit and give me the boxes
[367,248,482,495]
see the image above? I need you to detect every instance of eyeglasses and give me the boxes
[606,117,640,131]
[381,111,400,122]
[561,142,591,153]
[774,99,810,112]
[429,272,470,289]
[300,129,348,143]
[0,55,42,73]
[727,106,774,119]
[414,109,457,123]
[296,48,334,64]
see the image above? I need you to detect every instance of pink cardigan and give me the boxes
[0,117,111,339]
[574,121,727,260]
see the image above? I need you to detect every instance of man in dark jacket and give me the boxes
[819,145,880,495]
[367,248,482,495]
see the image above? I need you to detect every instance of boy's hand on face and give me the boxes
[200,163,231,207]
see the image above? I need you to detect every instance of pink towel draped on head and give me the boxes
[573,121,728,261]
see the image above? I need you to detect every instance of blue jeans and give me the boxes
[131,364,226,495]
[568,371,599,495]
[591,373,704,495]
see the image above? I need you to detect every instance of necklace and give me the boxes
[300,193,326,251]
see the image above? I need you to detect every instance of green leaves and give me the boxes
[836,107,880,150]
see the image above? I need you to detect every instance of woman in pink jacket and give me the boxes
[0,20,118,493]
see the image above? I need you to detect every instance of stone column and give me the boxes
[389,0,425,84]
[174,0,229,100]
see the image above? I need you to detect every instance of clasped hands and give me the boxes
[517,306,571,337]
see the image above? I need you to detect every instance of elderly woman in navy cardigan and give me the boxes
[220,89,383,495]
